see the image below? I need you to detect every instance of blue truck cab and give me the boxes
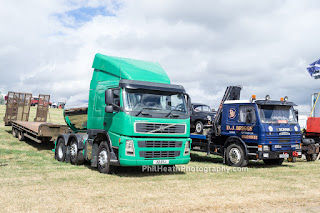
[190,86,302,167]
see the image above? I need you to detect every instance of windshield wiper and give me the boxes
[165,109,181,117]
[135,107,162,116]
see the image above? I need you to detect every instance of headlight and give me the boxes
[263,145,270,151]
[294,126,298,132]
[291,144,301,150]
[125,140,135,156]
[268,126,273,132]
[207,115,212,121]
[184,141,190,155]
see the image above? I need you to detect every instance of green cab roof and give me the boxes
[92,53,170,84]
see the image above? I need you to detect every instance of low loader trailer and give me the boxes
[53,54,192,173]
[11,121,69,143]
[6,92,69,144]
[190,86,302,167]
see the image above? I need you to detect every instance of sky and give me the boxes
[1,0,320,114]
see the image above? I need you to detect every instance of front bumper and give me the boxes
[116,136,191,166]
[257,150,302,160]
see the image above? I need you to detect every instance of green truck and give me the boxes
[54,53,192,173]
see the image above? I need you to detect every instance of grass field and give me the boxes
[1,105,320,212]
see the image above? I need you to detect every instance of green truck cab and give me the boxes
[54,54,192,173]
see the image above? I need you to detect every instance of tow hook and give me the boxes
[293,151,298,157]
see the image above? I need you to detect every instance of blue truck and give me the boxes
[190,86,302,166]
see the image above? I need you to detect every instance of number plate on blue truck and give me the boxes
[279,153,289,158]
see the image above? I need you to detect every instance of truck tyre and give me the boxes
[55,138,66,162]
[18,131,25,141]
[97,142,111,174]
[263,159,284,165]
[225,143,248,167]
[195,121,204,134]
[70,140,84,165]
[12,127,18,138]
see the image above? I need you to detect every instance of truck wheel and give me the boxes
[70,140,84,165]
[17,131,25,141]
[55,138,66,162]
[97,142,111,174]
[263,159,284,165]
[226,143,248,167]
[306,154,314,161]
[195,121,204,134]
[12,127,18,138]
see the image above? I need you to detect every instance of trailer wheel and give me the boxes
[17,131,25,141]
[263,159,284,165]
[225,143,248,167]
[97,142,111,174]
[195,121,204,134]
[55,138,66,162]
[12,127,18,138]
[70,140,84,165]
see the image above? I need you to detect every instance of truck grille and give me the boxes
[138,141,182,148]
[135,123,186,134]
[140,151,180,158]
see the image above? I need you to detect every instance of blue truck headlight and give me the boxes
[268,126,273,132]
[184,141,190,155]
[291,144,301,150]
[263,145,270,151]
[125,140,135,156]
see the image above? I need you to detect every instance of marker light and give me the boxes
[284,96,288,102]
[252,95,256,100]
[265,95,270,100]
[280,97,284,101]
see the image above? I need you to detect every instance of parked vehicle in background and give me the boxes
[190,103,216,134]
[31,97,52,107]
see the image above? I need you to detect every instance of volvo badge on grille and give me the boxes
[148,124,176,133]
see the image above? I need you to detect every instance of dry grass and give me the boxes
[1,105,320,212]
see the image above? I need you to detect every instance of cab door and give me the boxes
[237,104,259,144]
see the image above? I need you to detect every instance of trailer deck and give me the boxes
[12,121,69,143]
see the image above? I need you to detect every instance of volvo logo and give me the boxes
[148,124,176,133]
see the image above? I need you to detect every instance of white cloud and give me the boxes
[1,0,320,114]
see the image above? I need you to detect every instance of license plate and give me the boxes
[279,153,289,158]
[153,160,169,165]
[275,145,282,148]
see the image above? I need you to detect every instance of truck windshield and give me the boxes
[123,88,187,117]
[258,105,297,124]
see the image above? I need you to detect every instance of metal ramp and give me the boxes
[3,92,32,126]
[34,94,50,122]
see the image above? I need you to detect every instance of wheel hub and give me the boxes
[70,143,77,156]
[58,144,64,159]
[229,148,241,164]
[196,123,202,132]
[98,149,108,167]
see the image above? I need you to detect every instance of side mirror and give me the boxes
[105,105,113,113]
[105,89,114,105]
[186,94,192,112]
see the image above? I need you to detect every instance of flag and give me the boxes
[307,58,320,79]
